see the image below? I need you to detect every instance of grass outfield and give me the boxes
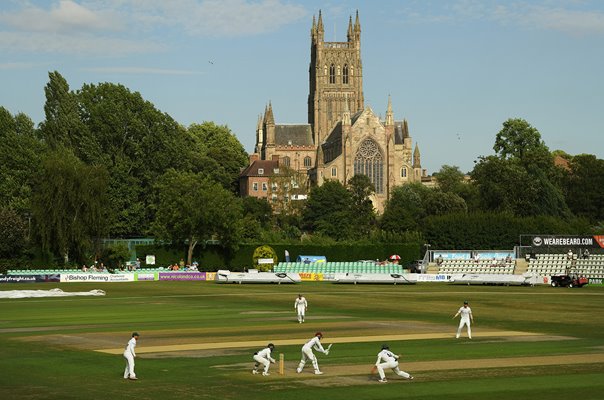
[1,281,603,400]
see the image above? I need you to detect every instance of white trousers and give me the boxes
[123,352,136,378]
[296,307,306,322]
[376,360,411,380]
[298,347,319,372]
[456,318,472,338]
[253,354,271,373]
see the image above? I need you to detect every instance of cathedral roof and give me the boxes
[394,121,405,145]
[274,124,313,146]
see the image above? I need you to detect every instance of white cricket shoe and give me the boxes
[378,379,387,383]
[409,376,414,380]
[252,370,259,375]
[262,372,270,376]
[296,368,302,373]
[314,370,323,375]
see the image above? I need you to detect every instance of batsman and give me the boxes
[296,332,330,375]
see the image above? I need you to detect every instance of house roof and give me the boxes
[239,159,280,178]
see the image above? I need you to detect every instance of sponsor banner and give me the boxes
[298,272,324,281]
[588,278,604,286]
[527,235,604,248]
[416,274,450,282]
[0,274,61,284]
[206,272,216,281]
[60,274,135,283]
[135,273,157,281]
[434,252,471,260]
[158,272,206,281]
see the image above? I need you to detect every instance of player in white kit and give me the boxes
[453,300,474,339]
[296,332,329,374]
[294,294,308,323]
[252,343,276,376]
[373,344,414,383]
[123,332,139,380]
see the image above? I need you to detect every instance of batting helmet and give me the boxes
[268,343,275,349]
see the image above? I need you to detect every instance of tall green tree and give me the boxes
[152,170,244,265]
[0,107,45,213]
[493,118,550,166]
[380,183,426,234]
[0,207,28,258]
[31,148,109,264]
[302,180,354,240]
[347,174,376,237]
[39,71,84,149]
[187,122,249,193]
[471,118,570,218]
[562,154,604,223]
[37,72,194,237]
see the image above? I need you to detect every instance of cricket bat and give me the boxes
[325,343,333,354]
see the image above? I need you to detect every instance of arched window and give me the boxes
[343,64,349,84]
[329,64,336,84]
[283,156,290,167]
[354,139,384,194]
[304,156,312,167]
[401,167,407,178]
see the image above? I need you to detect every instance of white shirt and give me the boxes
[125,337,137,357]
[303,336,326,353]
[376,349,398,365]
[256,347,275,362]
[457,306,473,321]
[294,297,307,310]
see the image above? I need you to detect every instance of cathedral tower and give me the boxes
[308,10,364,145]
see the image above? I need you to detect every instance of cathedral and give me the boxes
[244,11,425,213]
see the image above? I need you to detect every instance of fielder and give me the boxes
[294,294,308,323]
[372,344,414,383]
[453,300,474,339]
[297,332,329,375]
[252,343,276,376]
[123,332,139,380]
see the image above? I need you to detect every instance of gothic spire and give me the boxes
[385,95,393,126]
[343,93,351,125]
[318,9,324,32]
[311,14,316,37]
[265,102,274,125]
[347,15,353,41]
[413,143,421,168]
[403,119,409,138]
[354,10,360,32]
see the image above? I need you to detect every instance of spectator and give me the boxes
[436,255,443,266]
[583,249,590,259]
[567,249,573,260]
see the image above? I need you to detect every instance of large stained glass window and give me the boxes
[354,139,383,193]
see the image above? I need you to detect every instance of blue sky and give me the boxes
[1,0,603,173]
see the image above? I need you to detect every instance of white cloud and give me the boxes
[0,0,308,55]
[518,6,604,35]
[0,0,123,33]
[0,31,162,55]
[82,66,204,75]
[105,0,308,36]
[409,1,604,35]
[0,61,48,70]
